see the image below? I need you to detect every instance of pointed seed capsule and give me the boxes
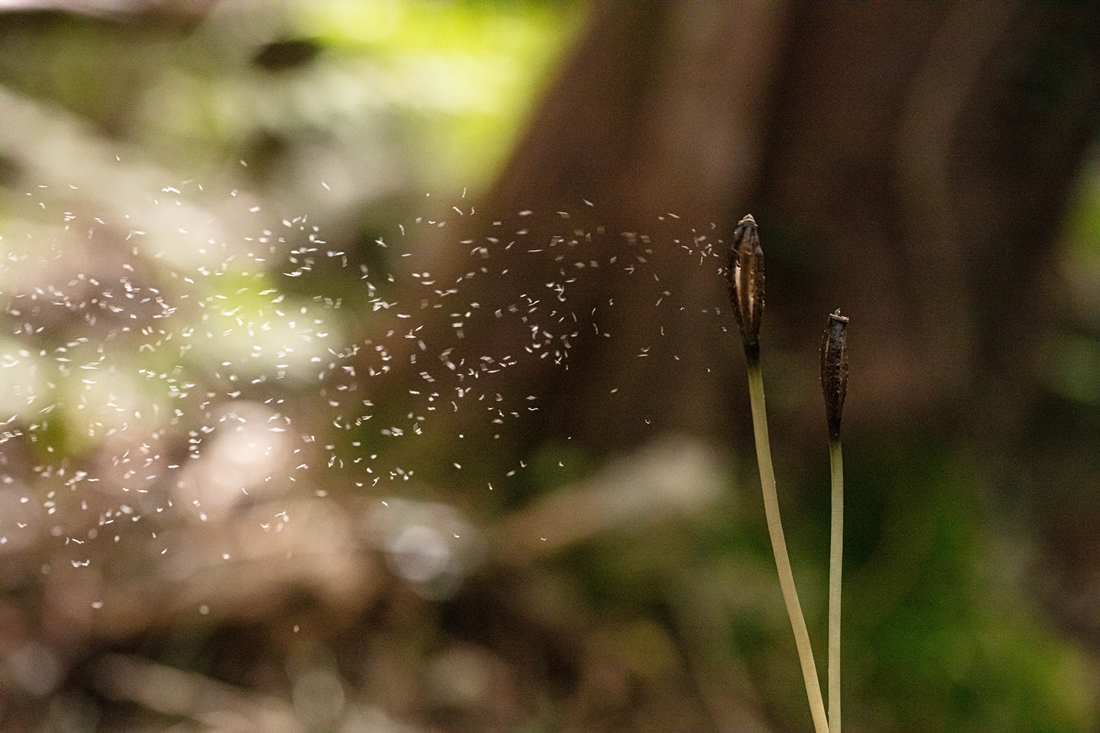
[820,310,849,441]
[728,214,765,352]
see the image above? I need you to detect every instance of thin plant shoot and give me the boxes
[727,215,851,733]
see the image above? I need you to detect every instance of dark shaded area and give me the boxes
[252,38,322,71]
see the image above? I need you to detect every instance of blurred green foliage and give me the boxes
[1050,152,1100,405]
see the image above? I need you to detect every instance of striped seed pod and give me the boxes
[728,214,765,352]
[820,310,849,441]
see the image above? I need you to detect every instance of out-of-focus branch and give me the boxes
[94,653,305,733]
[492,436,726,564]
[0,0,215,19]
[0,86,259,269]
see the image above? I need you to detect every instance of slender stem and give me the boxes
[828,439,844,733]
[745,355,829,733]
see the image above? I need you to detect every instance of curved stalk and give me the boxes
[746,356,829,733]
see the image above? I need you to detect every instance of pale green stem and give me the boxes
[828,439,844,733]
[746,358,829,733]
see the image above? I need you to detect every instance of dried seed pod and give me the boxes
[728,214,765,353]
[820,310,849,441]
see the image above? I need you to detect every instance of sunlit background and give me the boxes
[2,3,1100,733]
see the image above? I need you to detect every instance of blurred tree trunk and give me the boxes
[408,3,1100,456]
[391,4,787,467]
[381,1,1100,640]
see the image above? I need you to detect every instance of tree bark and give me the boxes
[388,4,790,466]
[396,3,1100,464]
[373,4,1100,648]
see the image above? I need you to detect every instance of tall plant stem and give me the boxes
[745,354,829,733]
[828,439,844,733]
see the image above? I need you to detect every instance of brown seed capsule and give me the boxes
[728,214,765,353]
[820,310,849,442]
